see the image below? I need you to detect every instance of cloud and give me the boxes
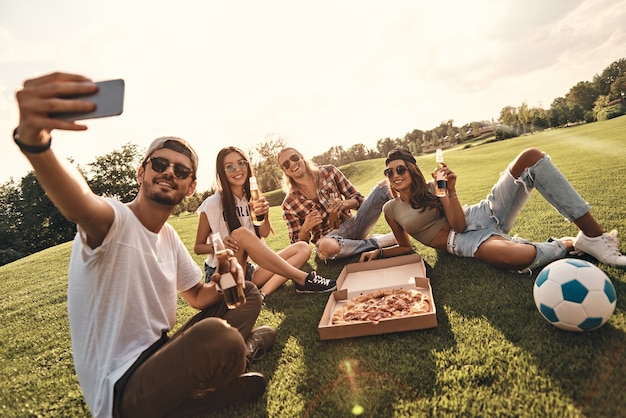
[1,0,625,191]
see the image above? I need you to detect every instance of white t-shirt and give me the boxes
[196,191,257,268]
[67,199,201,418]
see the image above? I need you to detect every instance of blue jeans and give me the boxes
[449,154,590,270]
[316,180,392,260]
[204,262,256,283]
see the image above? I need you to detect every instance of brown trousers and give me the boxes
[113,282,262,417]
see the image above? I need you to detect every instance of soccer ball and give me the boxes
[533,259,617,332]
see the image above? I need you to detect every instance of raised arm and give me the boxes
[14,72,115,248]
[436,162,466,232]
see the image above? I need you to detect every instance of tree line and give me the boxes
[1,58,625,266]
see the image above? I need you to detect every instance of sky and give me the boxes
[1,0,625,192]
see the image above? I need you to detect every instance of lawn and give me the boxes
[1,116,626,417]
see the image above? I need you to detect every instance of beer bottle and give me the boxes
[249,176,265,226]
[327,192,340,229]
[212,232,246,309]
[434,148,448,197]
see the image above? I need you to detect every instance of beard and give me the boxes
[143,178,186,207]
[148,191,180,206]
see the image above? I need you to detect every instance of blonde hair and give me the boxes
[278,147,321,194]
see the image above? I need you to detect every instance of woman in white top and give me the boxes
[195,146,336,296]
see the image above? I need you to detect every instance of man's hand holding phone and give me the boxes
[51,78,125,121]
[15,72,124,152]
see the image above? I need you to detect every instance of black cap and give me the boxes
[385,148,416,165]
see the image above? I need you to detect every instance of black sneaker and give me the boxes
[295,271,337,293]
[246,326,276,365]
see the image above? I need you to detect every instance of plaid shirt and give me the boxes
[281,165,364,243]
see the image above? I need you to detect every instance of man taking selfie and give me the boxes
[13,72,274,417]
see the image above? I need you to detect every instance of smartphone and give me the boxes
[51,79,125,121]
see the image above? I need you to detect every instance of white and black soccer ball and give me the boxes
[533,259,617,332]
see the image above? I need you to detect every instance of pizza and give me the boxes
[331,288,431,324]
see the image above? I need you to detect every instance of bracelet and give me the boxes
[378,248,384,259]
[13,127,52,154]
[448,192,458,199]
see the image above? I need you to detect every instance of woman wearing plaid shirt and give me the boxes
[278,147,395,261]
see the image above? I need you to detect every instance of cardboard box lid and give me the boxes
[333,253,427,300]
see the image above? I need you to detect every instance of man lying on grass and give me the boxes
[13,72,275,418]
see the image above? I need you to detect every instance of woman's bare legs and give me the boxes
[252,241,311,295]
[230,228,314,287]
[474,236,536,270]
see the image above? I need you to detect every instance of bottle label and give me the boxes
[219,272,236,289]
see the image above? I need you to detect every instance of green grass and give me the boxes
[2,117,626,417]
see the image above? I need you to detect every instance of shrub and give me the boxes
[596,103,626,121]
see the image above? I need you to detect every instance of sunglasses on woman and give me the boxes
[148,157,193,179]
[281,154,300,170]
[224,159,249,174]
[383,165,408,178]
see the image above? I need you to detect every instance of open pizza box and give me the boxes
[318,253,437,340]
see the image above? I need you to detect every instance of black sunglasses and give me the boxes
[148,157,193,180]
[224,159,249,174]
[281,154,300,170]
[384,165,408,178]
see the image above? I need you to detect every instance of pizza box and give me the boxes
[318,253,437,340]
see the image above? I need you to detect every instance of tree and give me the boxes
[446,125,455,145]
[548,97,569,127]
[497,106,520,139]
[345,143,370,163]
[566,81,599,115]
[0,180,27,265]
[529,106,548,131]
[18,172,76,253]
[253,136,286,192]
[314,145,363,167]
[427,129,438,149]
[88,143,141,203]
[467,122,478,138]
[608,74,626,101]
[172,190,209,216]
[458,127,467,143]
[404,129,424,154]
[593,58,626,96]
[518,102,530,134]
[376,137,397,157]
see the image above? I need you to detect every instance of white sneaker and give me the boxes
[372,233,398,249]
[574,230,626,267]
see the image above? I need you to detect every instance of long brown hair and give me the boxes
[215,146,256,233]
[388,161,443,214]
[278,147,321,194]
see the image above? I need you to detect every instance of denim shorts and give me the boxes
[204,261,257,283]
[448,208,507,257]
[448,154,589,259]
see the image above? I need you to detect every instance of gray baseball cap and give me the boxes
[143,136,199,173]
